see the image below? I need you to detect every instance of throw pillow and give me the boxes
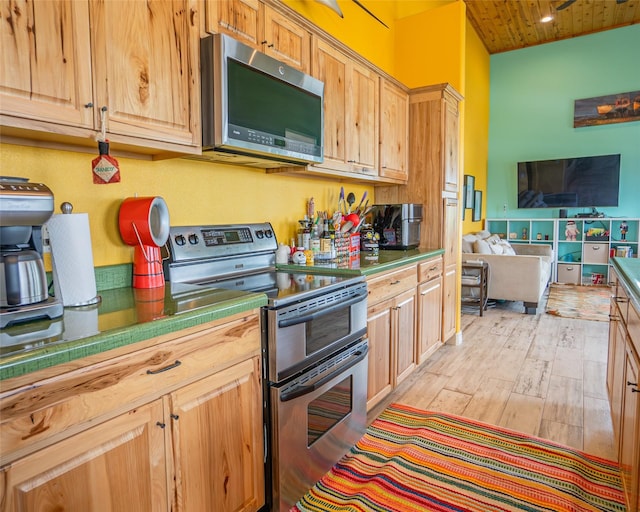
[476,230,492,240]
[499,240,516,255]
[489,243,504,255]
[473,239,492,254]
[461,234,479,253]
[485,234,501,245]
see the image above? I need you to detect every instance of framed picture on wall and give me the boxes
[473,190,482,222]
[464,175,475,208]
[574,90,640,128]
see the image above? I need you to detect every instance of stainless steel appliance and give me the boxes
[194,34,324,168]
[163,223,368,512]
[0,177,63,328]
[371,203,423,249]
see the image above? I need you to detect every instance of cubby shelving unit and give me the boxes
[486,218,639,285]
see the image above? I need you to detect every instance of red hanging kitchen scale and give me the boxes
[118,197,170,288]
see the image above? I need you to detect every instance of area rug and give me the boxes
[546,283,612,322]
[292,403,625,512]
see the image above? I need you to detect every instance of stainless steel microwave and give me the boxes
[197,34,324,168]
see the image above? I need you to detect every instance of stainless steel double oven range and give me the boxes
[164,223,368,511]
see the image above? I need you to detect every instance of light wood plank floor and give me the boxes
[368,296,617,462]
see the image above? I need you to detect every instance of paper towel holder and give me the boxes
[118,196,170,289]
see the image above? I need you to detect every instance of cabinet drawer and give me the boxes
[583,243,609,264]
[557,263,581,284]
[0,313,261,464]
[367,265,417,306]
[418,257,443,283]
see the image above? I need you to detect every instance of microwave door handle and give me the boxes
[277,291,367,328]
[279,345,369,402]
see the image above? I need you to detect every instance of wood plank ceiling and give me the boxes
[464,0,640,54]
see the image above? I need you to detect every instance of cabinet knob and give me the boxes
[627,381,638,387]
[84,102,93,108]
[156,421,166,429]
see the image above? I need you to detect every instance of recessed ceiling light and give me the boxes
[541,15,553,23]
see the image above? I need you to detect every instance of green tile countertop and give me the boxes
[1,251,442,382]
[611,257,640,312]
[277,248,444,276]
[0,283,266,382]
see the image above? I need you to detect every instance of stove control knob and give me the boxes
[256,230,264,239]
[265,229,273,238]
[188,233,199,245]
[175,234,186,246]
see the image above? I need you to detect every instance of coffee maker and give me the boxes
[0,177,63,328]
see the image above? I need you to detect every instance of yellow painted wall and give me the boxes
[394,1,465,91]
[462,18,490,235]
[0,143,370,268]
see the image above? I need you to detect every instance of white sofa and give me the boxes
[461,231,553,314]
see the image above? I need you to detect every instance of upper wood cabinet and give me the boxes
[0,0,201,156]
[206,0,311,72]
[0,0,93,128]
[311,37,379,179]
[379,79,409,182]
[206,0,264,49]
[90,0,200,147]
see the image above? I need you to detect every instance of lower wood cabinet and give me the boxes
[0,313,264,512]
[2,399,169,511]
[607,268,640,512]
[366,265,416,410]
[171,357,264,512]
[417,256,443,364]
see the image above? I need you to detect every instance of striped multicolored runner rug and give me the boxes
[292,403,626,512]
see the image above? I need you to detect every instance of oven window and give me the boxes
[307,376,352,446]
[306,306,350,355]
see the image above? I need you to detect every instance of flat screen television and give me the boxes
[517,154,621,208]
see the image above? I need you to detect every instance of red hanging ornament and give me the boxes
[92,140,121,184]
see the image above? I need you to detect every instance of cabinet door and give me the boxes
[609,317,627,438]
[394,288,417,386]
[620,346,639,512]
[442,265,457,342]
[379,79,409,182]
[170,357,264,512]
[443,197,460,269]
[263,6,310,73]
[418,277,443,364]
[346,61,379,174]
[0,0,93,128]
[90,0,199,146]
[311,38,347,168]
[205,0,264,48]
[443,94,460,192]
[0,400,168,512]
[366,299,393,411]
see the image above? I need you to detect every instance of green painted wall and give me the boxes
[487,25,640,220]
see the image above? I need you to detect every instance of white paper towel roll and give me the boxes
[47,213,99,307]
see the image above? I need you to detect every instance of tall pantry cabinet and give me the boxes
[376,83,463,343]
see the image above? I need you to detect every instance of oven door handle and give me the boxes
[279,345,368,402]
[277,292,367,328]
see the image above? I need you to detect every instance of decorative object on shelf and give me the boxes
[463,175,475,210]
[472,190,482,222]
[619,220,628,240]
[522,227,528,240]
[574,90,640,128]
[536,233,542,240]
[565,220,579,241]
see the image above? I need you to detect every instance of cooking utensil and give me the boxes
[339,187,345,213]
[346,192,356,213]
[355,191,367,214]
